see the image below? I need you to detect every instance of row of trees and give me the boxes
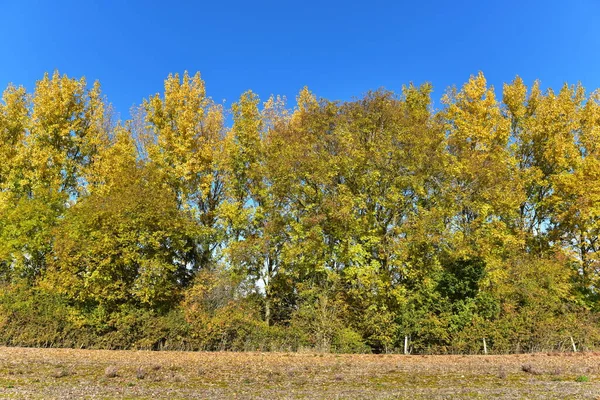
[0,71,599,353]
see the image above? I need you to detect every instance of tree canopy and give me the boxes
[0,71,599,353]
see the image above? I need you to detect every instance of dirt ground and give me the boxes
[0,346,600,399]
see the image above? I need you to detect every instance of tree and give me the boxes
[144,72,225,272]
[504,78,583,255]
[44,126,196,309]
[0,72,109,281]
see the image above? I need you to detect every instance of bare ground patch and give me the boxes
[0,347,599,399]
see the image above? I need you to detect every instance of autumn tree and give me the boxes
[0,72,109,281]
[143,72,225,272]
[0,70,598,353]
[44,125,196,309]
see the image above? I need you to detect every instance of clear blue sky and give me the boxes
[1,0,599,121]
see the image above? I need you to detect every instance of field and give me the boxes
[1,347,600,399]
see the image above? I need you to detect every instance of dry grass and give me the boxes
[0,347,599,399]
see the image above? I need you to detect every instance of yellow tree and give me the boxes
[44,123,195,308]
[28,71,108,196]
[223,90,291,324]
[0,84,28,190]
[504,77,583,254]
[550,90,600,291]
[443,72,523,286]
[0,84,29,279]
[0,72,109,280]
[144,72,225,271]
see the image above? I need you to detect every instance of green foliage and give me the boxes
[438,257,486,303]
[332,328,371,354]
[43,164,196,309]
[0,283,87,347]
[1,70,600,353]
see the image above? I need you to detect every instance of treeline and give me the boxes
[0,71,599,353]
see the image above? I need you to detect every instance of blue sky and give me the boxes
[1,0,599,121]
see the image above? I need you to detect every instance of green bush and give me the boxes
[332,328,370,354]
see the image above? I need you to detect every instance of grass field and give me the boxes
[1,347,600,399]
